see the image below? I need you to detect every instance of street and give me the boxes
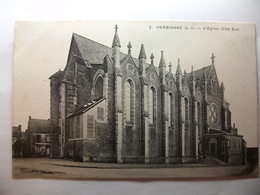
[12,158,254,179]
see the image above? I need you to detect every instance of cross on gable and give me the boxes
[150,53,154,65]
[168,62,172,72]
[127,42,132,53]
[211,53,215,65]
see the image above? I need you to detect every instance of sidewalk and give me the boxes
[43,158,229,169]
[13,158,250,179]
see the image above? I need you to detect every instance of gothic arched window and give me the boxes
[197,102,201,135]
[169,93,174,126]
[224,111,228,129]
[124,79,135,123]
[149,87,156,125]
[209,137,217,154]
[94,76,103,99]
[211,79,217,95]
[184,97,189,123]
[184,97,190,156]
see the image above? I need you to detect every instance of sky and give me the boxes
[13,21,258,147]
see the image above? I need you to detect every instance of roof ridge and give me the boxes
[185,64,212,76]
[73,33,113,51]
[67,96,106,118]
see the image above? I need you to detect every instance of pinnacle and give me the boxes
[138,44,147,59]
[112,24,121,48]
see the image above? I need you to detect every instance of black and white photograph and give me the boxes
[12,21,258,179]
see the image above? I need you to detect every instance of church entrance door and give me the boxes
[210,143,216,155]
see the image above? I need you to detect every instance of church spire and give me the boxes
[159,51,166,68]
[159,51,166,85]
[176,58,182,90]
[112,25,121,68]
[176,58,182,75]
[138,44,146,59]
[139,44,147,76]
[190,65,196,96]
[112,24,121,48]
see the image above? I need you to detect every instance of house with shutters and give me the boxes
[49,25,246,164]
[27,116,51,157]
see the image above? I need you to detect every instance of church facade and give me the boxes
[49,25,245,164]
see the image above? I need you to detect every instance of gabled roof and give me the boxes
[72,33,154,71]
[49,69,63,79]
[12,126,21,138]
[185,65,212,87]
[28,118,50,133]
[166,71,175,81]
[206,128,243,137]
[67,96,106,118]
[73,33,124,65]
[64,33,217,88]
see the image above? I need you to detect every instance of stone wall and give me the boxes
[49,75,61,158]
[82,122,115,162]
[121,58,143,163]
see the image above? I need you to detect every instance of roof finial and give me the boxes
[127,41,132,54]
[211,53,215,65]
[191,65,195,81]
[112,24,121,48]
[176,58,182,75]
[138,44,146,59]
[159,51,166,68]
[221,82,225,90]
[150,53,154,65]
[168,62,172,72]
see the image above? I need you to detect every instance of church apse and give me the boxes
[49,25,246,165]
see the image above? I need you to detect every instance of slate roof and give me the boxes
[49,69,63,79]
[50,33,215,88]
[205,128,243,137]
[185,65,212,86]
[73,33,215,83]
[72,33,153,70]
[12,126,21,138]
[28,118,50,133]
[67,96,106,118]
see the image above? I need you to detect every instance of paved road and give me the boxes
[12,158,252,180]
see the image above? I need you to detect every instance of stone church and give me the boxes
[49,25,245,164]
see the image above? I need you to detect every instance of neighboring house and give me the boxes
[27,116,50,157]
[12,125,21,145]
[49,25,246,164]
[12,125,28,157]
[204,125,246,164]
[12,125,22,157]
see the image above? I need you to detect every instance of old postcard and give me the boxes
[12,21,258,179]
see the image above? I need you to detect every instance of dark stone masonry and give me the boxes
[49,25,245,165]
